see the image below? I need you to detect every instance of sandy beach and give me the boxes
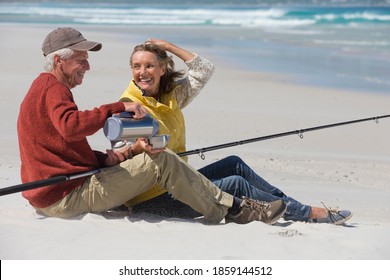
[1,24,390,276]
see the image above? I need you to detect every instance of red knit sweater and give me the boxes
[17,73,125,208]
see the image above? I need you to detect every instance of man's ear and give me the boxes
[54,55,62,66]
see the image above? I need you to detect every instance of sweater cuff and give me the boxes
[94,151,108,167]
[109,101,126,114]
[185,53,198,65]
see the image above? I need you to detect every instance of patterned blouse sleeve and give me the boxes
[173,54,215,109]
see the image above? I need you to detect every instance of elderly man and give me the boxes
[17,27,286,224]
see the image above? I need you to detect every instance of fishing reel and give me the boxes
[103,112,170,150]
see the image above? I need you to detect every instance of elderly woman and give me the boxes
[119,39,352,225]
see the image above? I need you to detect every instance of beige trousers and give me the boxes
[36,149,233,224]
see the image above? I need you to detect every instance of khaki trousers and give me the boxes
[36,149,233,224]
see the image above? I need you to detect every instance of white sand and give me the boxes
[1,25,390,273]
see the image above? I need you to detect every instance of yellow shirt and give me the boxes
[119,81,187,206]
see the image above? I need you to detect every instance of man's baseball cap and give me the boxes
[42,27,102,56]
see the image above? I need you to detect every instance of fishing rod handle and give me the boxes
[0,175,68,197]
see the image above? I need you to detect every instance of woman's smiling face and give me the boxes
[131,51,166,97]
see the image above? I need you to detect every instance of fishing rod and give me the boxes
[0,114,389,197]
[0,169,101,197]
[177,114,390,158]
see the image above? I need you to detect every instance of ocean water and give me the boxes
[1,1,389,94]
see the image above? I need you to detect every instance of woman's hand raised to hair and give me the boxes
[145,39,195,62]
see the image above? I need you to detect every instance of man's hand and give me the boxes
[122,102,147,119]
